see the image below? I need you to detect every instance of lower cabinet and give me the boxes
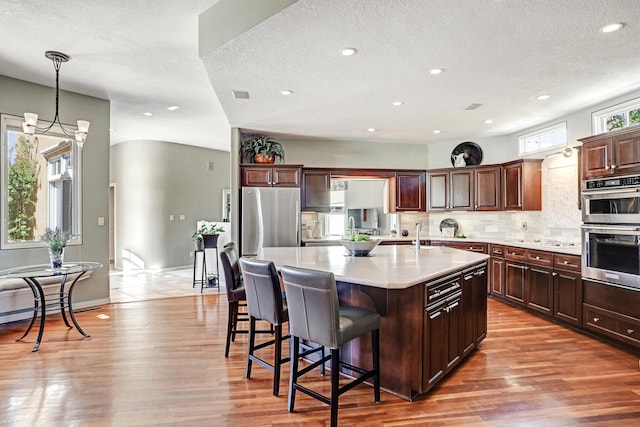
[526,264,553,315]
[505,260,526,304]
[553,268,582,326]
[424,295,462,388]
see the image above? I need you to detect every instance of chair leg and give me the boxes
[288,336,299,412]
[231,303,239,342]
[372,329,380,403]
[246,316,256,378]
[273,324,282,396]
[330,348,340,427]
[225,301,237,357]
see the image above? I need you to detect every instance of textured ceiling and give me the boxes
[0,0,639,154]
[202,0,640,145]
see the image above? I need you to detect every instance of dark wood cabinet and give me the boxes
[505,260,526,304]
[583,279,640,349]
[428,169,473,211]
[579,127,640,179]
[526,265,553,315]
[474,166,501,210]
[241,164,301,187]
[301,169,330,212]
[502,159,542,211]
[461,263,488,358]
[490,245,505,296]
[394,171,426,211]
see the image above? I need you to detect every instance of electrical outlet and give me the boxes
[521,221,527,230]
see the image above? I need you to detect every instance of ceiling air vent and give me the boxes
[232,90,250,99]
[464,103,482,110]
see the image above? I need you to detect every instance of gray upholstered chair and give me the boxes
[280,265,381,427]
[220,245,249,357]
[238,258,290,396]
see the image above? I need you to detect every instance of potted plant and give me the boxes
[192,223,225,250]
[40,227,71,269]
[240,135,285,164]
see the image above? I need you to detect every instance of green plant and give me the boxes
[240,135,285,163]
[40,227,71,252]
[192,223,225,242]
[8,135,39,241]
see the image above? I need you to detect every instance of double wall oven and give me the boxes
[582,174,640,289]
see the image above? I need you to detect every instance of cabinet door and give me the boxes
[396,172,425,211]
[613,133,640,176]
[445,297,463,371]
[526,265,553,315]
[474,265,488,344]
[461,271,476,357]
[242,167,272,187]
[424,303,446,388]
[301,170,330,211]
[505,261,526,304]
[474,167,500,210]
[502,162,522,210]
[271,167,300,187]
[582,139,612,178]
[450,170,473,210]
[553,268,582,326]
[428,172,449,210]
[491,257,505,296]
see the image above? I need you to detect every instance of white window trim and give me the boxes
[592,97,640,134]
[517,122,567,157]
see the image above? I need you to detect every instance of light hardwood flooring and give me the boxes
[1,284,640,425]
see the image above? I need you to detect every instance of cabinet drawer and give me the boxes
[425,276,461,306]
[490,244,504,257]
[504,246,526,261]
[583,303,640,348]
[554,253,581,272]
[526,249,553,267]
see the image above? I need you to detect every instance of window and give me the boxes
[518,122,567,156]
[593,97,640,134]
[1,114,82,249]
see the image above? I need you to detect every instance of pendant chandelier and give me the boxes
[22,51,90,149]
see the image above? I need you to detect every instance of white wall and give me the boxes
[0,74,111,310]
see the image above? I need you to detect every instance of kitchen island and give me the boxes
[258,245,489,400]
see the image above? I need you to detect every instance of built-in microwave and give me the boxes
[582,224,640,289]
[582,175,640,224]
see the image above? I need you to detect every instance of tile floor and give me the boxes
[109,267,224,303]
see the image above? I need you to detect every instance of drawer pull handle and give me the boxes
[628,329,634,334]
[594,317,599,323]
[563,260,569,264]
[535,256,540,260]
[552,272,558,276]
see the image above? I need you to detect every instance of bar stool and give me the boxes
[220,245,248,357]
[238,258,290,396]
[280,265,381,427]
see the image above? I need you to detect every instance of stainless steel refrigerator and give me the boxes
[241,187,300,256]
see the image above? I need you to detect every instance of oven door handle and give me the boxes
[582,187,640,196]
[581,225,640,232]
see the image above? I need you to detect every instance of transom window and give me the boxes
[518,122,567,157]
[593,97,640,134]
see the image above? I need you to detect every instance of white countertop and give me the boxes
[258,245,489,290]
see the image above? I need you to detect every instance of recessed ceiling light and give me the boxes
[167,105,179,111]
[143,112,153,116]
[367,128,376,132]
[536,94,550,101]
[281,90,293,95]
[433,130,441,134]
[600,22,624,33]
[392,101,404,106]
[429,68,444,75]
[484,119,493,124]
[341,48,357,56]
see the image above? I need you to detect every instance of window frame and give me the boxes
[517,121,567,157]
[592,97,640,134]
[1,114,82,249]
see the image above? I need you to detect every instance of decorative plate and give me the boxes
[439,218,459,234]
[450,141,483,167]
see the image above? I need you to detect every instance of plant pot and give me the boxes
[48,246,64,270]
[195,241,204,251]
[254,154,275,164]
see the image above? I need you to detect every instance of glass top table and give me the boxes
[0,262,102,351]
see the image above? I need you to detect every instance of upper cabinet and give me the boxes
[502,159,542,211]
[427,165,501,212]
[394,171,426,212]
[428,169,473,211]
[301,169,331,212]
[579,126,640,179]
[241,164,302,187]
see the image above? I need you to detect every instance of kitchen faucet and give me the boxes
[348,216,356,236]
[415,222,421,250]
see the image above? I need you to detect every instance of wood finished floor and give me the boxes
[1,296,640,426]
